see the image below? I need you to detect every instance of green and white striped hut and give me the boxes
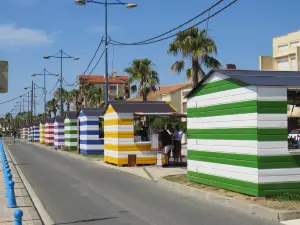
[186,68,300,197]
[64,112,78,151]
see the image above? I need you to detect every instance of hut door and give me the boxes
[128,155,136,167]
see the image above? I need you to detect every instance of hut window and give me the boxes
[99,117,104,138]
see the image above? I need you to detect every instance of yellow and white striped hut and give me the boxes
[104,101,176,166]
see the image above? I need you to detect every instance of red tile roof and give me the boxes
[127,82,192,101]
[78,75,129,84]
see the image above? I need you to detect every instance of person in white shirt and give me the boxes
[172,124,183,164]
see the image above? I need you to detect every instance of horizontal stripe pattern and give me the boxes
[188,171,300,197]
[188,113,287,129]
[54,122,64,149]
[188,100,287,118]
[104,156,157,166]
[65,119,77,151]
[188,150,300,169]
[191,78,248,97]
[79,115,103,155]
[187,128,287,141]
[104,143,151,151]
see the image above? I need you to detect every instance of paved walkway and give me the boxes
[94,161,187,181]
[0,142,42,225]
[281,219,300,225]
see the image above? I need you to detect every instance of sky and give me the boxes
[0,0,300,116]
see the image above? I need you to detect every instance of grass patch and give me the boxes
[164,175,300,210]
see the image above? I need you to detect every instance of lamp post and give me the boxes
[31,69,59,116]
[74,0,137,106]
[43,50,79,116]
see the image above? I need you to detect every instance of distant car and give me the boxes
[289,129,300,141]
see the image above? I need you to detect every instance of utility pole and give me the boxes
[34,83,36,117]
[28,92,30,122]
[31,81,34,124]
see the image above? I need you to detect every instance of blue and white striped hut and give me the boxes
[28,125,33,142]
[78,108,105,155]
[54,116,64,149]
[33,123,40,142]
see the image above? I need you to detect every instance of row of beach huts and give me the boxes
[18,101,176,166]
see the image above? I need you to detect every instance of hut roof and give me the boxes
[65,111,78,119]
[79,108,105,117]
[186,69,300,98]
[106,101,176,114]
[45,118,55,124]
[54,116,64,123]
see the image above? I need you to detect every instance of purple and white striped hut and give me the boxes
[54,116,64,149]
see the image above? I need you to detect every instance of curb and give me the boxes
[157,178,300,222]
[4,142,54,225]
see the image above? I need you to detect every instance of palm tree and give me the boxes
[81,83,95,108]
[63,91,73,112]
[89,87,103,108]
[0,117,4,132]
[46,98,59,118]
[168,27,221,87]
[5,112,12,132]
[124,58,159,101]
[71,89,82,112]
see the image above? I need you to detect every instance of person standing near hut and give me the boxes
[173,124,183,165]
[162,124,173,165]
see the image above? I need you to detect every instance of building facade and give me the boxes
[260,30,300,117]
[78,74,130,101]
[260,30,300,71]
[127,82,193,114]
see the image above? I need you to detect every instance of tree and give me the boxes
[124,58,159,101]
[63,91,73,112]
[46,98,59,118]
[71,89,83,112]
[89,87,103,108]
[81,83,96,108]
[5,112,13,131]
[168,27,221,87]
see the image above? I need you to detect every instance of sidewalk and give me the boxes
[0,142,42,225]
[94,161,187,181]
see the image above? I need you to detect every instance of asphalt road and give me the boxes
[5,139,277,225]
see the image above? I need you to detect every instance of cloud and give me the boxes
[0,24,56,49]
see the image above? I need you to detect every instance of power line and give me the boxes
[111,0,224,45]
[110,0,237,46]
[83,37,104,75]
[47,79,60,94]
[0,90,31,105]
[66,37,104,86]
[88,48,106,75]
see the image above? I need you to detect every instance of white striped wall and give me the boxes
[187,73,293,194]
[104,125,133,132]
[105,150,157,158]
[188,160,300,184]
[188,86,257,108]
[188,114,287,129]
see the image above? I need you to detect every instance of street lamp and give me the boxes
[43,49,79,116]
[31,69,59,116]
[74,0,137,106]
